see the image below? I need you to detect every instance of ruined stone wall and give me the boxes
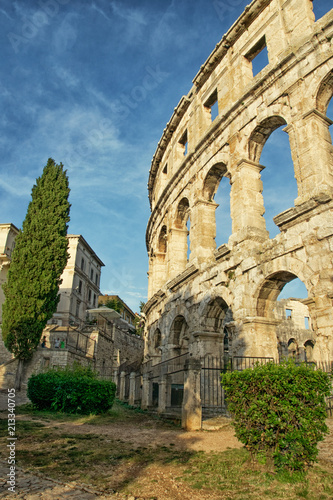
[145,0,333,365]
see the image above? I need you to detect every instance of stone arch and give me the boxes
[248,115,288,163]
[304,339,315,362]
[256,270,303,317]
[203,296,230,331]
[153,328,162,350]
[158,225,167,253]
[202,163,228,201]
[169,315,189,353]
[175,197,190,228]
[253,254,314,311]
[288,337,298,358]
[316,69,333,114]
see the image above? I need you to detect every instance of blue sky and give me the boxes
[0,0,332,312]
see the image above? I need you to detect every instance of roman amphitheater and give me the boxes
[139,0,333,428]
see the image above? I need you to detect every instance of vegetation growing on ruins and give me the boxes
[222,360,331,473]
[27,364,116,414]
[2,158,70,366]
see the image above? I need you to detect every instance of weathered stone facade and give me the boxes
[143,0,333,426]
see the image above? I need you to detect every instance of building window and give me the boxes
[88,289,92,303]
[204,89,219,122]
[93,293,97,307]
[78,280,82,294]
[95,274,99,286]
[81,258,85,271]
[179,130,188,156]
[245,35,269,76]
[90,268,94,281]
[286,308,292,319]
[76,300,81,318]
[163,163,168,175]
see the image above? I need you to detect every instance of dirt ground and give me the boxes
[7,412,333,500]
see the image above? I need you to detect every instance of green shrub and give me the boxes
[27,365,116,414]
[222,360,331,472]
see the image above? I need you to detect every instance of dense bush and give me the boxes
[222,360,331,472]
[27,364,116,414]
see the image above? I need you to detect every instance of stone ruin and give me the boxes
[118,0,333,429]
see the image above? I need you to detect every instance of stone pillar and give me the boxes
[305,295,333,363]
[147,253,154,299]
[129,372,136,406]
[190,200,218,264]
[236,317,279,360]
[192,331,223,358]
[141,373,150,410]
[119,371,126,401]
[229,159,269,244]
[112,368,118,385]
[158,375,167,414]
[154,252,167,292]
[167,228,188,279]
[287,111,333,206]
[181,357,202,431]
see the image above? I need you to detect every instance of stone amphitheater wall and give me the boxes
[144,0,333,366]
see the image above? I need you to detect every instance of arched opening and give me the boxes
[203,163,231,248]
[288,338,298,359]
[170,315,189,356]
[153,328,162,354]
[202,297,233,358]
[304,340,314,362]
[214,177,232,247]
[175,197,191,265]
[249,118,298,238]
[158,225,167,253]
[258,273,314,362]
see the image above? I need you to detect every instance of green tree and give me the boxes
[99,297,124,314]
[2,159,70,382]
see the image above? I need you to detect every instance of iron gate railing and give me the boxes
[200,355,274,414]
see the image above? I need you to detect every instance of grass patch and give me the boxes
[0,403,332,499]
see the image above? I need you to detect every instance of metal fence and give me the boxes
[147,353,190,409]
[200,355,274,416]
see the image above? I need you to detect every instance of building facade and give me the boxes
[49,235,104,327]
[0,223,19,324]
[141,0,333,428]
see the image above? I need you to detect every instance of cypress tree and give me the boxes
[2,158,70,362]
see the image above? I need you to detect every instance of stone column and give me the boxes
[181,357,202,431]
[190,200,218,264]
[305,295,333,363]
[287,110,333,206]
[192,331,223,358]
[158,375,167,414]
[167,228,188,280]
[229,159,269,245]
[141,373,150,410]
[119,371,126,401]
[129,372,136,406]
[112,368,118,385]
[235,317,279,360]
[153,252,167,292]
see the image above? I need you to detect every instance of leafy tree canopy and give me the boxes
[99,297,124,313]
[2,158,70,360]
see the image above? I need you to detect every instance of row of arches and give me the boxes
[147,262,323,362]
[149,70,333,297]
